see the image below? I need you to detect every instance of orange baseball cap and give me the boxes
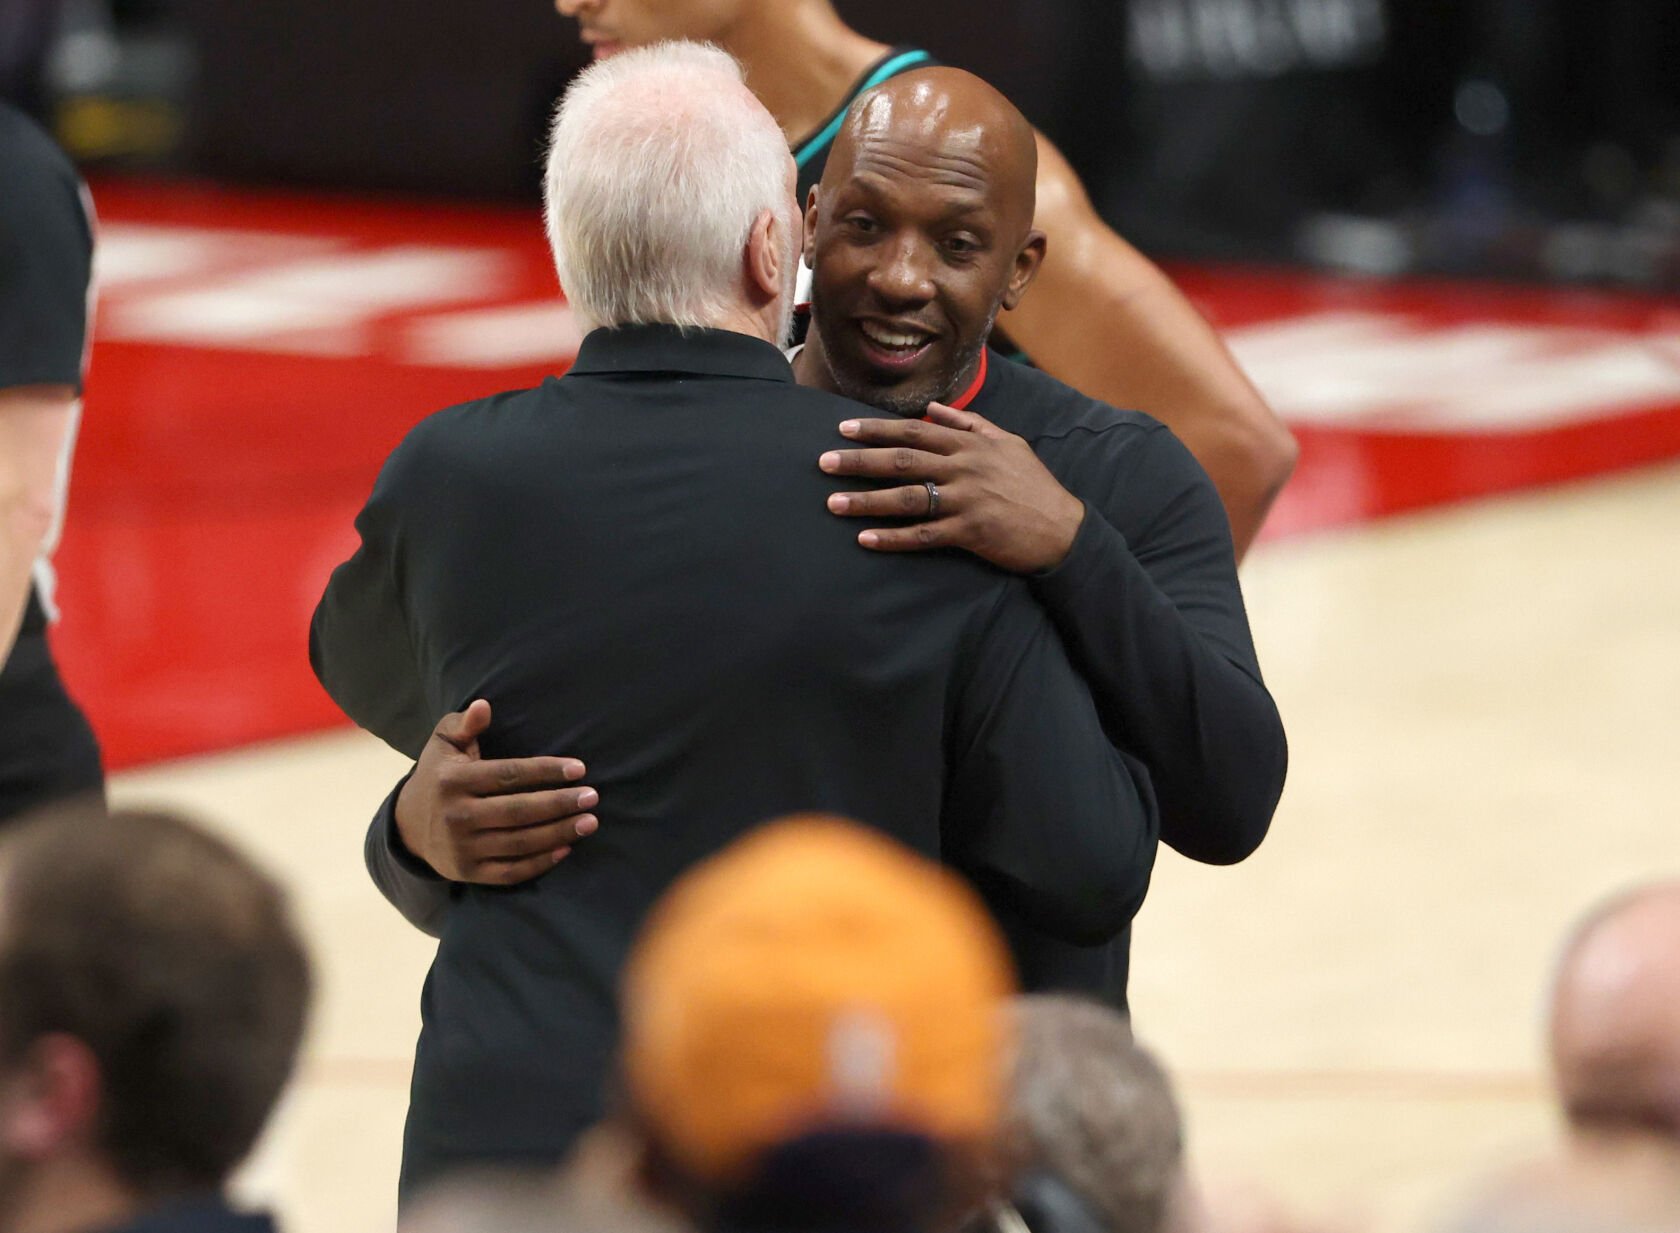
[620,814,1017,1186]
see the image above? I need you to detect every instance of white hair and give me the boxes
[543,41,797,333]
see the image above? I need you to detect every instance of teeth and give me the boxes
[860,322,929,350]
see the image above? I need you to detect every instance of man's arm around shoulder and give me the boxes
[363,701,602,936]
[1029,424,1287,865]
[943,580,1158,946]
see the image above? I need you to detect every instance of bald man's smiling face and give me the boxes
[803,78,1044,413]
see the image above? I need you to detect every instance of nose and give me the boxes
[866,234,936,308]
[554,0,593,16]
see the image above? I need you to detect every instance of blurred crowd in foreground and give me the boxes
[1,803,1678,1233]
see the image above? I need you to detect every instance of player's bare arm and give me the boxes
[999,134,1297,560]
[0,385,78,661]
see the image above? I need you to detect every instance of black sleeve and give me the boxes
[309,434,436,760]
[943,583,1158,947]
[0,106,93,391]
[364,772,452,937]
[1030,426,1287,865]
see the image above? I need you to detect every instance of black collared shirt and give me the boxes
[312,323,1157,1195]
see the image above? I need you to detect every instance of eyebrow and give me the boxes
[840,174,995,221]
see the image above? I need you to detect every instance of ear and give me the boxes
[802,186,822,267]
[1000,230,1047,312]
[0,1034,102,1162]
[744,206,783,305]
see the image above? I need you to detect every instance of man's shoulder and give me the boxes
[393,375,871,479]
[981,354,1220,524]
[405,382,547,439]
[0,103,84,238]
[0,103,78,185]
[381,384,550,482]
[980,353,1165,448]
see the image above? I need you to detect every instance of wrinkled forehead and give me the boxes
[840,84,1002,195]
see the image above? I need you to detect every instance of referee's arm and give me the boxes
[0,106,92,662]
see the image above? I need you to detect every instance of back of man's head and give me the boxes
[543,40,797,334]
[619,814,1017,1233]
[0,806,312,1203]
[999,996,1186,1233]
[1549,881,1680,1138]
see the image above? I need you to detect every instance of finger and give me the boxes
[925,401,1009,440]
[833,417,967,452]
[475,812,599,861]
[924,402,984,432]
[858,521,954,552]
[450,756,589,797]
[472,786,600,832]
[827,484,945,518]
[817,446,945,479]
[432,698,493,754]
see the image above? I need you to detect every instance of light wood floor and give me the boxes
[108,461,1680,1233]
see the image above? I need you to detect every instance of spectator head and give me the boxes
[994,995,1187,1233]
[0,806,312,1226]
[543,40,800,344]
[618,813,1017,1233]
[1549,881,1680,1137]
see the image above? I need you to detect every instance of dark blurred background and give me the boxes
[7,0,1679,286]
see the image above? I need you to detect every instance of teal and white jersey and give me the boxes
[792,47,936,201]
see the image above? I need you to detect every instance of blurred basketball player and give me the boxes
[551,0,1296,557]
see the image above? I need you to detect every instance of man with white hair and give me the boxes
[312,41,1157,1200]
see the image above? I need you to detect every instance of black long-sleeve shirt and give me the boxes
[967,352,1288,1004]
[311,325,1157,1192]
[361,347,1288,1009]
[975,352,1286,865]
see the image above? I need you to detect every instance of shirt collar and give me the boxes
[567,323,794,384]
[949,348,991,410]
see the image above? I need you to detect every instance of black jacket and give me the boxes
[354,344,1289,1015]
[310,324,1157,1193]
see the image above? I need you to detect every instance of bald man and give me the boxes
[366,66,1285,1017]
[554,0,1294,561]
[799,68,1284,1003]
[1550,882,1680,1137]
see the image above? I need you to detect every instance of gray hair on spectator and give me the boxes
[543,40,797,333]
[1002,995,1187,1233]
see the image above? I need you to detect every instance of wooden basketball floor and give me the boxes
[65,183,1680,1233]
